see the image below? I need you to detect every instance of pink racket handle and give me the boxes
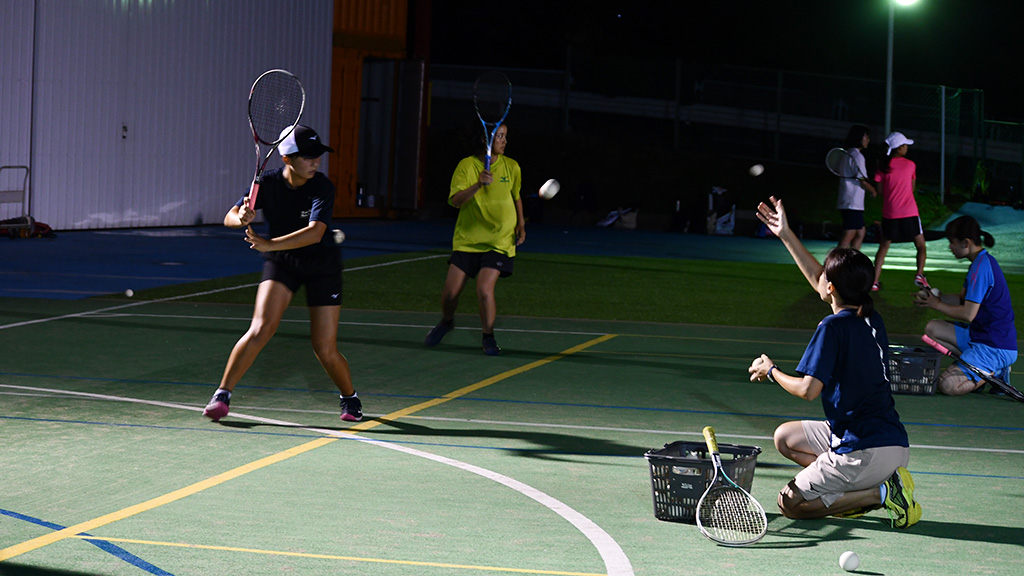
[921,334,952,357]
[247,180,260,211]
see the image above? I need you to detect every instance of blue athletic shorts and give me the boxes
[955,323,1017,382]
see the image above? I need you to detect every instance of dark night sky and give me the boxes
[431,0,1022,121]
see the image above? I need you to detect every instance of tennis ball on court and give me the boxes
[749,164,764,177]
[839,550,860,571]
[124,289,134,298]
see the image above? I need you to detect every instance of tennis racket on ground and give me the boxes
[825,147,867,180]
[921,335,1024,402]
[696,426,767,546]
[246,69,305,211]
[473,71,512,172]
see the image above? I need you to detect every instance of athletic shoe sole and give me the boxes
[203,401,229,422]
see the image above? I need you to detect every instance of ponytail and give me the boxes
[946,215,994,248]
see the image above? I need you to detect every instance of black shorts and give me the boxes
[880,216,923,243]
[261,258,342,306]
[449,250,514,278]
[839,209,864,231]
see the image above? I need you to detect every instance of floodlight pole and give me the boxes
[885,3,894,136]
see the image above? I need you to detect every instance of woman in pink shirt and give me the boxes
[871,132,928,291]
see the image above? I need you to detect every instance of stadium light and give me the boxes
[886,0,920,135]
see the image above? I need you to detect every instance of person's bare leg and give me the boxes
[440,264,469,323]
[218,280,293,392]
[873,239,891,285]
[475,268,501,334]
[309,305,353,396]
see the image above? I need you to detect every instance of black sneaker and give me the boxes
[340,395,363,422]
[424,320,454,347]
[203,390,230,421]
[482,334,501,356]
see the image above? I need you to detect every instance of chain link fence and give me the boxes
[431,62,1023,205]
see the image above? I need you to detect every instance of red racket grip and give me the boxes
[921,334,953,357]
[247,180,260,211]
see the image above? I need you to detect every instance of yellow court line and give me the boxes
[0,334,617,564]
[70,536,606,576]
[0,437,336,562]
[345,334,618,431]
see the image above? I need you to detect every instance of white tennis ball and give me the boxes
[930,287,940,297]
[839,550,860,571]
[332,229,346,244]
[124,289,134,298]
[749,164,764,177]
[539,178,560,200]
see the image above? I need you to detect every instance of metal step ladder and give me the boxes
[0,165,33,237]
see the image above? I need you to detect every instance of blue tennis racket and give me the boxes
[473,71,512,172]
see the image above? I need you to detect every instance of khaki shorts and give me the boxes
[793,420,910,508]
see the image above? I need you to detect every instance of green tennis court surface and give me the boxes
[2,292,1022,575]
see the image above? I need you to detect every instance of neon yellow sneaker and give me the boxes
[883,467,922,528]
[831,506,871,519]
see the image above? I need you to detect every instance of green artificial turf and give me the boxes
[109,251,1024,337]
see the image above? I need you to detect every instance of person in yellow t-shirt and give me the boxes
[424,124,524,355]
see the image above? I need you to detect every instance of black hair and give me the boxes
[824,247,875,318]
[466,122,509,156]
[844,124,870,149]
[945,215,995,248]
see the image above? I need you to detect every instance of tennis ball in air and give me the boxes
[749,164,764,177]
[332,229,346,244]
[839,550,860,571]
[124,289,134,298]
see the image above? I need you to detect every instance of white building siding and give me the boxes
[8,0,333,230]
[0,1,37,220]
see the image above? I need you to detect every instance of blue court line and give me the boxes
[5,369,1024,433]
[3,414,1023,481]
[0,509,174,575]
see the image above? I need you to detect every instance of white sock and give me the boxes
[341,393,358,399]
[879,484,887,502]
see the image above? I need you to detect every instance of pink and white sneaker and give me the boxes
[203,391,230,421]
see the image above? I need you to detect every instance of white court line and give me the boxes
[0,384,634,576]
[81,311,610,337]
[0,254,447,332]
[4,389,1022,456]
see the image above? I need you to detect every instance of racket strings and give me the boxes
[826,149,852,177]
[250,73,305,144]
[473,73,511,124]
[698,487,767,543]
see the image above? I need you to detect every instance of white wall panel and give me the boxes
[0,0,36,221]
[26,0,333,230]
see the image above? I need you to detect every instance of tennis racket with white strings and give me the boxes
[473,71,512,172]
[921,335,1024,402]
[825,147,868,181]
[696,426,768,546]
[246,69,305,211]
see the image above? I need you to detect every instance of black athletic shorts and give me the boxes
[261,257,342,306]
[839,209,864,231]
[449,250,514,278]
[879,216,923,243]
